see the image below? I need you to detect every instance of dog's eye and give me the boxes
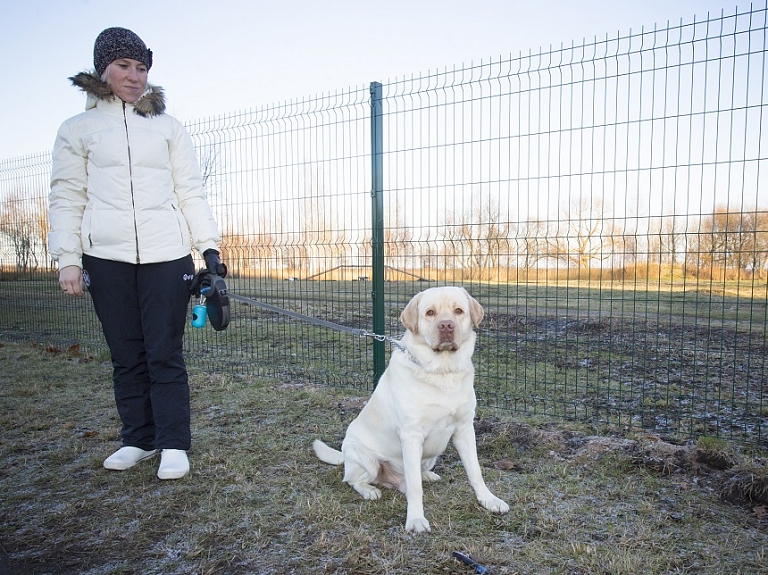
[425,309,436,316]
[455,308,464,314]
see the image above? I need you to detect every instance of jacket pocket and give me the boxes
[171,204,187,246]
[81,205,135,255]
[82,206,95,247]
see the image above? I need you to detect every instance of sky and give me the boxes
[0,0,749,161]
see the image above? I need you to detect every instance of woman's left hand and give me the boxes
[59,265,84,297]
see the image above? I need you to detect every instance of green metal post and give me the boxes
[370,82,386,385]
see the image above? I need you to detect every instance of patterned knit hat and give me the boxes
[93,27,153,76]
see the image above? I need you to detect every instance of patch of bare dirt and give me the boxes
[476,417,768,512]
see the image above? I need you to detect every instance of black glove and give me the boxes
[203,249,227,278]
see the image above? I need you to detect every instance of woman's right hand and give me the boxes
[59,265,84,297]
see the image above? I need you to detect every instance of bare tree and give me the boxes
[247,211,279,276]
[441,194,511,280]
[0,192,48,273]
[515,219,548,269]
[613,229,638,269]
[743,210,768,278]
[219,230,251,277]
[36,199,51,269]
[198,143,221,200]
[384,197,412,270]
[547,198,612,270]
[693,207,755,275]
[649,214,687,267]
[692,206,768,278]
[298,185,349,277]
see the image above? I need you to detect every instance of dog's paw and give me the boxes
[422,471,441,482]
[351,482,382,500]
[364,487,382,500]
[405,516,431,533]
[479,495,510,513]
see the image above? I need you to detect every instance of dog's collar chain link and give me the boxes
[360,330,396,344]
[362,330,423,367]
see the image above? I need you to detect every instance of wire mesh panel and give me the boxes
[0,153,105,352]
[377,5,768,445]
[183,88,375,389]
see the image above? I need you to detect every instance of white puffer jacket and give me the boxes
[49,72,221,269]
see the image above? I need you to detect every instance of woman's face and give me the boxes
[104,58,148,103]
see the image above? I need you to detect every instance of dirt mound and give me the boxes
[476,418,768,510]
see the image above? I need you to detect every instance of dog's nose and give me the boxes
[438,320,455,333]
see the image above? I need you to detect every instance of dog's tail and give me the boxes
[312,439,344,465]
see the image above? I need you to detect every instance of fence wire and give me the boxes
[1,4,767,446]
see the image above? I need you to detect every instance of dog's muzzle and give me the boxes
[434,320,458,352]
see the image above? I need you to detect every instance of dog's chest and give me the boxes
[422,424,456,457]
[416,403,472,456]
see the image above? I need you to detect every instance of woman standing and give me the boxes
[49,27,224,480]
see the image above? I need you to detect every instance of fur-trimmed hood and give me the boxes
[69,71,166,118]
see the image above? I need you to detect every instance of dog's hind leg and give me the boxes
[421,456,441,482]
[342,451,383,500]
[349,480,383,500]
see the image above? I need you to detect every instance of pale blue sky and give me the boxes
[0,0,746,160]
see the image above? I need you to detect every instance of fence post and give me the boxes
[370,82,386,385]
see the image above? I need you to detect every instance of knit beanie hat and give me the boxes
[93,27,153,76]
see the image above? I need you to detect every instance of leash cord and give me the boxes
[226,291,405,350]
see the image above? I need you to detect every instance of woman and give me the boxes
[49,27,223,480]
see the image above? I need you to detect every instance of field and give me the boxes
[2,276,767,448]
[1,339,768,574]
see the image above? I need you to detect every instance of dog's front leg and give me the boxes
[452,426,510,514]
[400,433,430,533]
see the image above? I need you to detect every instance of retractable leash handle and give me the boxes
[189,250,230,331]
[202,274,230,331]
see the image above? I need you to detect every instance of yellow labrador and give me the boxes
[313,286,509,533]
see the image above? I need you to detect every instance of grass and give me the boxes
[3,276,767,448]
[1,340,768,574]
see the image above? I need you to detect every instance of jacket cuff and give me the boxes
[57,254,83,270]
[198,242,219,256]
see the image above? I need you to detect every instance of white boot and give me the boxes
[157,449,189,480]
[103,446,158,470]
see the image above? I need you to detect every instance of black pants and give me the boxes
[83,254,195,451]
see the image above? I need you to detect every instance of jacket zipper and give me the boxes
[123,102,141,263]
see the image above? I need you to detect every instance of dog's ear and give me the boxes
[463,289,484,327]
[400,292,421,333]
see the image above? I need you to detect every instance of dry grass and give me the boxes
[1,339,767,575]
[4,278,767,449]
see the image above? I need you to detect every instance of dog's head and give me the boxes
[399,287,484,353]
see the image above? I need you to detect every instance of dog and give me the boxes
[313,286,509,533]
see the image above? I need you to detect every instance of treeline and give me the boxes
[1,192,766,283]
[215,202,768,282]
